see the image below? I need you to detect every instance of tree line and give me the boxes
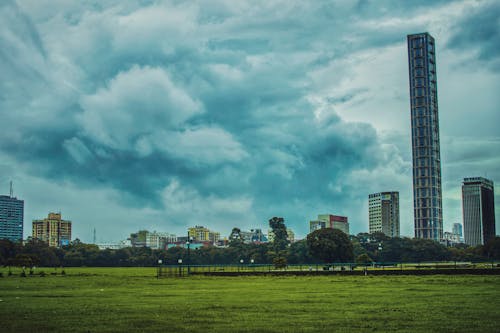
[1,229,498,268]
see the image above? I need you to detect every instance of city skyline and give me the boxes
[1,1,499,242]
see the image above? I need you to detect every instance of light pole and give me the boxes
[187,236,193,274]
[178,258,182,276]
[239,259,244,272]
[250,259,255,272]
[377,243,383,269]
[157,259,162,279]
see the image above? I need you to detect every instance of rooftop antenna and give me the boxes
[93,228,96,244]
[9,181,13,197]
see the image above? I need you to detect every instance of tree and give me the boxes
[306,228,353,263]
[269,217,288,252]
[269,217,289,268]
[229,227,244,247]
[484,237,500,260]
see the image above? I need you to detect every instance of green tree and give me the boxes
[269,217,289,267]
[306,228,353,263]
[269,217,288,252]
[484,237,500,260]
[355,253,373,265]
[229,227,244,247]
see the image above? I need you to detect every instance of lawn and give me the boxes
[0,267,499,332]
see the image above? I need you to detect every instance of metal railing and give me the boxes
[157,261,500,278]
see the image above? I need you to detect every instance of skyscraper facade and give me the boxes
[462,177,496,246]
[407,32,443,241]
[0,194,24,242]
[368,192,400,237]
[452,222,463,238]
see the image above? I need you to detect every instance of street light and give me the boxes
[178,258,182,276]
[157,260,162,279]
[250,259,255,272]
[187,236,193,274]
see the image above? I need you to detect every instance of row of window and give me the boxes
[411,37,434,51]
[414,176,440,187]
[415,207,441,219]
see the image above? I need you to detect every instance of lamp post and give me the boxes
[178,258,182,276]
[187,236,193,275]
[157,259,162,279]
[377,243,383,269]
[250,259,255,272]
[239,259,244,272]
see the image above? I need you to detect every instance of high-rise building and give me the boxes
[452,223,463,238]
[309,214,349,235]
[407,32,443,240]
[462,177,496,246]
[0,193,24,242]
[368,192,400,237]
[32,212,72,247]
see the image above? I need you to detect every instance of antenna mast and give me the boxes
[9,181,13,197]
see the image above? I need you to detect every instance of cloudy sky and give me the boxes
[1,0,499,243]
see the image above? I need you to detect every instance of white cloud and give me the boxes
[78,65,203,149]
[158,126,248,165]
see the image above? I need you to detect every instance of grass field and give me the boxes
[0,267,499,332]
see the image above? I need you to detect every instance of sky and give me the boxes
[1,0,499,243]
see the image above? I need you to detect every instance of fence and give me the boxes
[157,261,500,278]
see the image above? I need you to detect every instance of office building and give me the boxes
[368,192,400,237]
[408,32,443,240]
[32,213,72,247]
[0,193,24,242]
[452,222,462,238]
[240,229,267,243]
[188,225,220,244]
[309,214,349,235]
[462,177,496,246]
[129,230,177,249]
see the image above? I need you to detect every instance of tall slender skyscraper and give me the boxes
[462,177,496,246]
[407,32,443,240]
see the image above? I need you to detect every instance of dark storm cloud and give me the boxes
[446,1,500,70]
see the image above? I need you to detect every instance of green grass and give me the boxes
[0,267,499,332]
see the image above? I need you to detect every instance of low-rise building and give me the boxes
[129,230,177,249]
[188,225,220,244]
[309,214,349,235]
[240,228,268,243]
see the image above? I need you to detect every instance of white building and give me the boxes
[368,192,400,237]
